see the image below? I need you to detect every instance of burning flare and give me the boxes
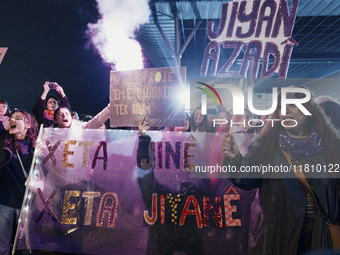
[87,0,150,71]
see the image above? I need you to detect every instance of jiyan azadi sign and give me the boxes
[201,0,299,78]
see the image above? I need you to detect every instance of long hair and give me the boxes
[45,96,60,110]
[0,99,10,116]
[185,112,190,132]
[318,100,340,129]
[249,88,340,165]
[190,108,211,132]
[3,110,38,153]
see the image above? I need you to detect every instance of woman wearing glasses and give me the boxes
[0,110,37,254]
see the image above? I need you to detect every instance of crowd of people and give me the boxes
[137,88,340,255]
[0,82,340,255]
[0,81,112,255]
[222,90,340,254]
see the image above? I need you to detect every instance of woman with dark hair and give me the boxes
[0,110,37,254]
[190,108,215,132]
[216,107,230,133]
[33,81,71,127]
[315,96,340,129]
[54,105,110,129]
[167,112,190,132]
[0,99,10,130]
[223,88,340,254]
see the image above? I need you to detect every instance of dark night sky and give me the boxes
[0,0,113,117]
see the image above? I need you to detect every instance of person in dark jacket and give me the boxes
[223,88,340,255]
[33,81,71,128]
[315,96,340,130]
[0,109,37,255]
[190,108,215,132]
[0,99,10,131]
[137,119,205,255]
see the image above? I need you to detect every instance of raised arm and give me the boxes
[223,133,261,190]
[33,82,50,126]
[83,104,110,129]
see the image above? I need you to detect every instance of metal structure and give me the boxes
[138,0,340,82]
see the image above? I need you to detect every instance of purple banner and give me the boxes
[15,129,255,255]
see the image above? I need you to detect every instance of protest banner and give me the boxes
[200,0,299,78]
[110,67,186,127]
[14,128,255,255]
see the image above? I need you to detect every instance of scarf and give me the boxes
[278,129,324,163]
[44,109,55,120]
[0,116,9,130]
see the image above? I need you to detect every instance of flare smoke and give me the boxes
[87,0,150,71]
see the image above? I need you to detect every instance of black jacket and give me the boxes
[0,139,34,209]
[224,145,340,255]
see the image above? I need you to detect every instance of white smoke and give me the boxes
[87,0,150,71]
